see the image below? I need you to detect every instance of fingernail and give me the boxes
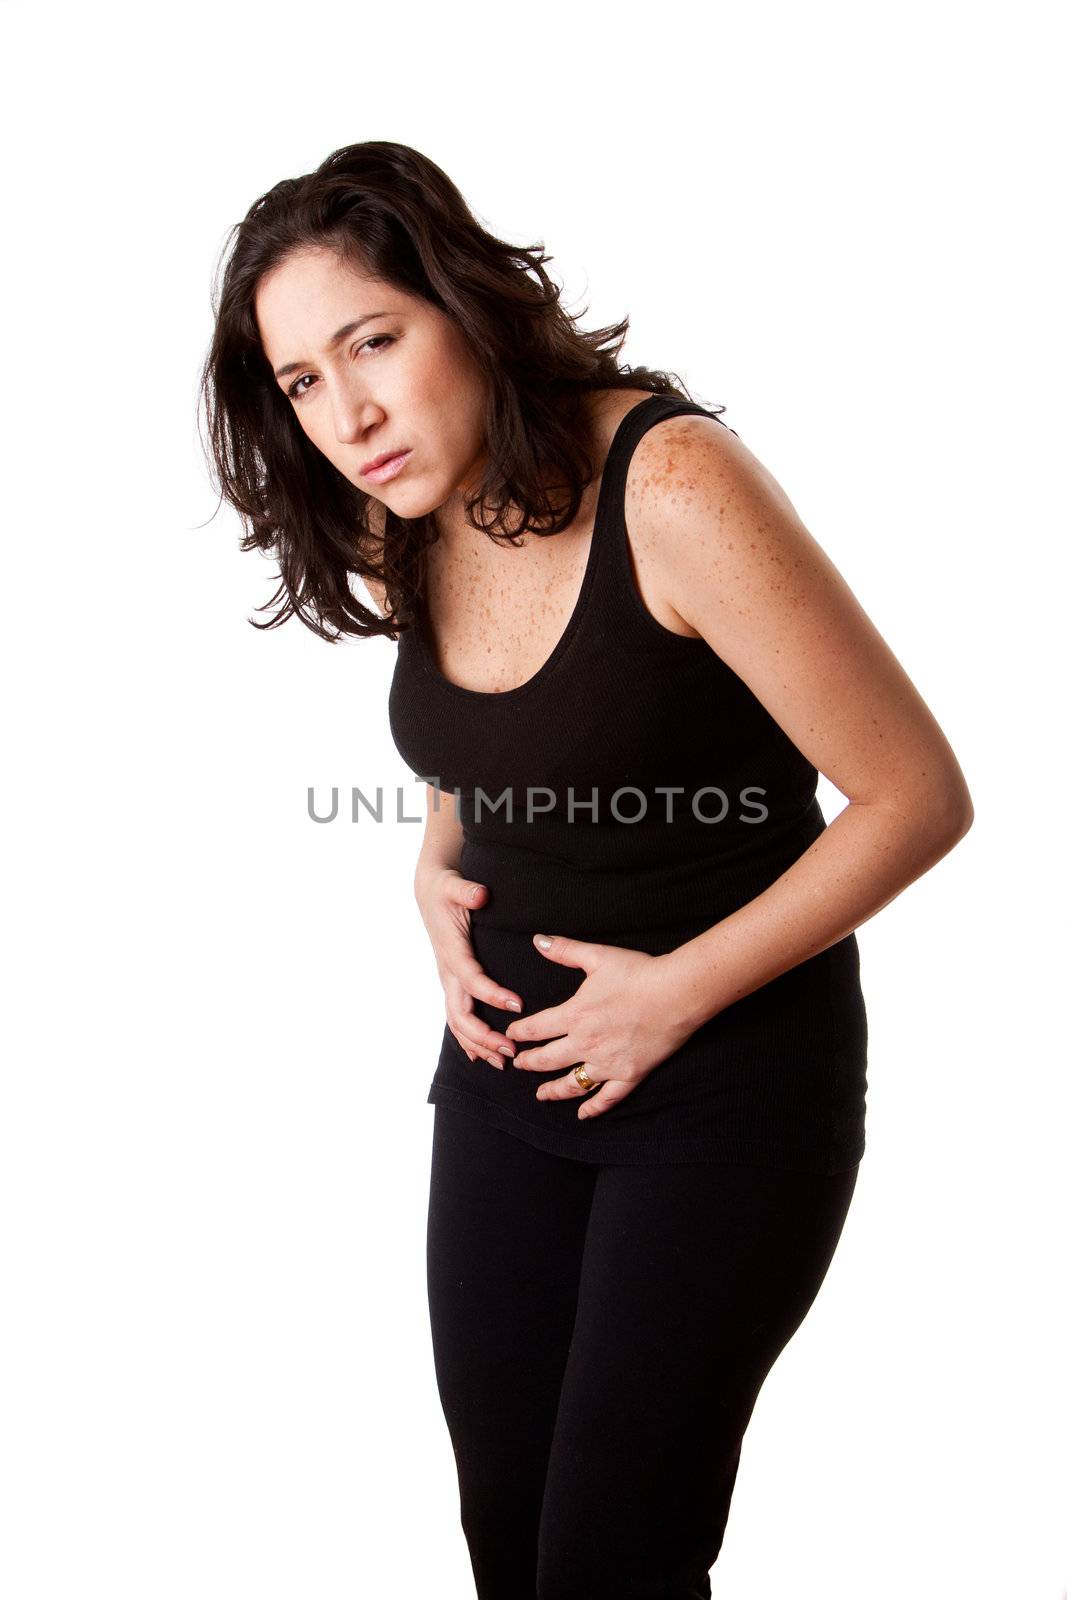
[505,999,522,1012]
[499,1044,515,1058]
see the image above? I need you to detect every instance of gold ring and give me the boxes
[573,1062,597,1091]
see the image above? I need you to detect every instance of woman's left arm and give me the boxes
[641,415,975,1032]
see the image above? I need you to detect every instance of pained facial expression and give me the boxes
[255,246,490,523]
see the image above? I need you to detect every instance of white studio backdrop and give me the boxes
[1,1,1063,1595]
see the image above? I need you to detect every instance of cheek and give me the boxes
[431,384,486,461]
[304,420,344,468]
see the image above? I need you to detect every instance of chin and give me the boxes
[387,481,443,519]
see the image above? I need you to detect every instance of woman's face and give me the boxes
[254,245,490,523]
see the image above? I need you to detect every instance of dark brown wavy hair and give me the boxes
[198,140,728,643]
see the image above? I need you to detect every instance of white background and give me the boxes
[2,1,1063,1595]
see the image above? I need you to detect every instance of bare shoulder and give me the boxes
[626,411,800,541]
[618,413,762,639]
[624,412,813,644]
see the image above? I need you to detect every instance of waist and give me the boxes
[460,798,827,945]
[466,919,867,1069]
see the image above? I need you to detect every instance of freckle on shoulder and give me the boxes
[630,417,734,518]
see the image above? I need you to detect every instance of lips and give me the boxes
[361,448,412,484]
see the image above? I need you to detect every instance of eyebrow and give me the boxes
[271,311,395,380]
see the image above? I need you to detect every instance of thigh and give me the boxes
[536,1157,861,1600]
[426,1104,599,1599]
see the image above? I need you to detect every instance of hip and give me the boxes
[434,925,869,1169]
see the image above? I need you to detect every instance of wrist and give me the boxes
[656,945,726,1033]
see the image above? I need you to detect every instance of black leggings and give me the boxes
[426,1103,861,1600]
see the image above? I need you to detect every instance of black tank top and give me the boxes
[388,392,867,1172]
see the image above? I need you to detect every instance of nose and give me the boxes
[330,387,384,447]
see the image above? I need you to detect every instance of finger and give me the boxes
[534,1075,630,1114]
[451,877,490,909]
[448,1022,507,1070]
[445,983,516,1065]
[446,1023,477,1062]
[512,1042,576,1074]
[574,1081,633,1119]
[530,933,603,972]
[444,983,517,1062]
[455,958,524,1017]
[503,1002,571,1044]
[532,1064,599,1100]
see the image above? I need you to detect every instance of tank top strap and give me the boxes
[591,391,733,613]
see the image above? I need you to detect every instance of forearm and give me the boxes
[415,783,465,889]
[660,794,973,1031]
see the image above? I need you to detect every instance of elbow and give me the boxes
[953,790,976,840]
[919,779,975,854]
[863,776,975,855]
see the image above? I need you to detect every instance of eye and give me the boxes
[358,335,394,357]
[285,335,395,403]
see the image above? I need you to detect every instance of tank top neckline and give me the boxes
[409,391,699,705]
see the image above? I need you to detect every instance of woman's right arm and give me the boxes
[361,571,522,1067]
[414,780,465,884]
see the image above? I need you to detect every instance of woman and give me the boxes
[202,140,973,1597]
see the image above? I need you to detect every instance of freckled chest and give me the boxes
[418,409,698,696]
[421,509,599,697]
